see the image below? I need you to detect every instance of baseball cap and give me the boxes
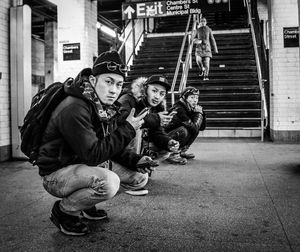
[145,75,171,91]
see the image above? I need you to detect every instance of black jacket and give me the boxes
[118,85,171,151]
[165,99,206,135]
[37,68,141,176]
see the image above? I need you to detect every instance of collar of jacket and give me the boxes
[64,68,120,122]
[179,98,194,112]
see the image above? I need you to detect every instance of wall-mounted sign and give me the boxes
[123,0,230,20]
[63,43,80,61]
[122,0,202,20]
[283,27,299,48]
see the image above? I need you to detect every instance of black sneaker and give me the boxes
[50,200,89,236]
[81,206,108,220]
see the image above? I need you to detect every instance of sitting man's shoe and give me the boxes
[166,153,187,165]
[81,206,108,220]
[198,70,203,77]
[50,200,89,236]
[203,76,209,81]
[124,188,149,196]
[180,152,195,159]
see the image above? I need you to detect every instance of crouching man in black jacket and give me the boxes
[36,51,155,236]
[165,86,206,160]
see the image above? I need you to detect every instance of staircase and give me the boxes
[126,5,262,138]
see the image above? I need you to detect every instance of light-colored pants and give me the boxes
[42,162,148,215]
[111,161,148,190]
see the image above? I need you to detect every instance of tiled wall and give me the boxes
[0,0,11,161]
[268,0,300,142]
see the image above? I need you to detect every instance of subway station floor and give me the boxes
[0,138,300,252]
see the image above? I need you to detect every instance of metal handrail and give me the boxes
[245,0,268,141]
[179,20,198,93]
[118,20,136,55]
[170,15,192,105]
[118,19,145,67]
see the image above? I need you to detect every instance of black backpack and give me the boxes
[19,79,71,164]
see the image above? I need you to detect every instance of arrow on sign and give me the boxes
[124,5,135,19]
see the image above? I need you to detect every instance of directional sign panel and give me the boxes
[122,0,202,20]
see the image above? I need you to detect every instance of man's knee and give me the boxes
[90,169,120,200]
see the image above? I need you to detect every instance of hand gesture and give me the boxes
[194,39,202,45]
[136,156,159,174]
[194,105,203,113]
[126,108,147,131]
[168,139,180,152]
[158,111,174,127]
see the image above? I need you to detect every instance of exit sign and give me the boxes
[122,0,202,20]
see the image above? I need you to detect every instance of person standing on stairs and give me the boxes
[194,17,218,81]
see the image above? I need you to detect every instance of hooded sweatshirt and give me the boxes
[36,68,141,176]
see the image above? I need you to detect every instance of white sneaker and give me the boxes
[124,189,149,196]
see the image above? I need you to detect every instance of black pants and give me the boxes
[166,126,199,150]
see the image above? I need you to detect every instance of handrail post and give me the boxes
[245,0,268,141]
[170,15,192,105]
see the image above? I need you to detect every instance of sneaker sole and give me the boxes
[81,211,108,220]
[180,156,195,159]
[50,215,88,236]
[166,159,187,165]
[124,189,149,196]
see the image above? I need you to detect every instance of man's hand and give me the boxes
[193,39,202,45]
[168,139,180,152]
[136,156,159,174]
[126,108,147,131]
[158,111,174,127]
[194,105,203,113]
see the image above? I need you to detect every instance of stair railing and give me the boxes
[170,15,192,105]
[178,19,198,94]
[245,0,268,141]
[118,19,146,69]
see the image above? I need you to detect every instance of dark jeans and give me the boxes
[166,126,199,151]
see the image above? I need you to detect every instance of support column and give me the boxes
[56,0,98,82]
[10,5,32,158]
[45,21,58,87]
[268,0,300,142]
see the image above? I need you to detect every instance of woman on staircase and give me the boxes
[194,17,218,81]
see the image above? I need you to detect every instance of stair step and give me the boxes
[135,54,255,60]
[198,129,261,137]
[199,93,261,101]
[128,70,258,77]
[199,101,261,109]
[206,119,261,128]
[207,112,261,118]
[131,65,257,72]
[131,61,257,69]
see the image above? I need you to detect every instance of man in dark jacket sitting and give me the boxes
[165,86,206,159]
[117,75,188,169]
[36,51,155,236]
